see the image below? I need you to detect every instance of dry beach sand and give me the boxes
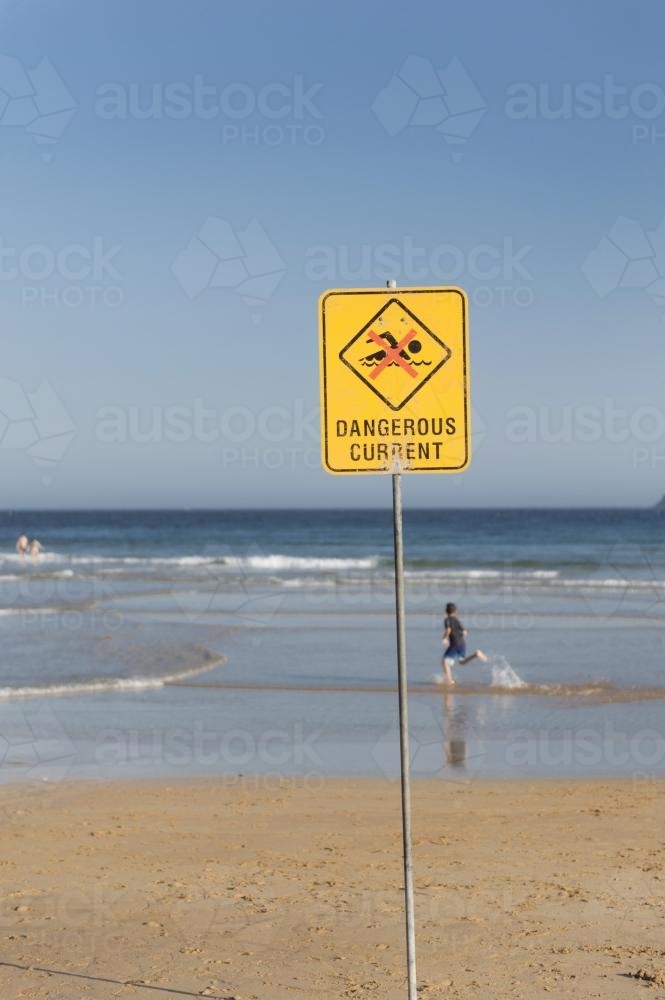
[0,778,664,999]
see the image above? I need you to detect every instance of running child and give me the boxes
[441,602,487,685]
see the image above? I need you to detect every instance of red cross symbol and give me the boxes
[366,328,418,380]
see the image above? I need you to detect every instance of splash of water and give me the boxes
[490,655,526,689]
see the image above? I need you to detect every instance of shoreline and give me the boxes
[1,777,663,998]
[2,673,665,703]
[167,678,665,702]
[3,770,661,788]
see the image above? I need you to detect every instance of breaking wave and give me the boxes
[0,657,224,701]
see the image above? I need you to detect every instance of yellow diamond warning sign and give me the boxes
[319,287,470,474]
[340,298,452,411]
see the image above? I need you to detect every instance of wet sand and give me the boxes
[0,777,663,999]
[169,678,665,703]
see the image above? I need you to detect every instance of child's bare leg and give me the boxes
[460,650,488,666]
[442,658,455,685]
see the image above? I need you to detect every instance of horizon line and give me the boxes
[0,504,661,513]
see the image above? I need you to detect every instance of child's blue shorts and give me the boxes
[443,644,467,661]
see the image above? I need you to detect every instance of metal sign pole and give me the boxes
[392,466,417,999]
[385,275,417,999]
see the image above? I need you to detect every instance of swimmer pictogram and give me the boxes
[339,298,452,410]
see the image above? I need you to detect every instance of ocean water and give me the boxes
[1,508,665,784]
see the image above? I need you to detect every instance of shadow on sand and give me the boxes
[0,961,232,999]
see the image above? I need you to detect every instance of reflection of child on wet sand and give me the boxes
[441,602,487,686]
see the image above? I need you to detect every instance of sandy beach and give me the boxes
[0,777,663,999]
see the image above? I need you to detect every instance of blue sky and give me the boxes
[1,0,664,507]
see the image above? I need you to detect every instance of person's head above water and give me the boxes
[446,602,457,615]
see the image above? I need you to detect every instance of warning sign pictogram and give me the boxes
[340,298,452,411]
[319,286,470,474]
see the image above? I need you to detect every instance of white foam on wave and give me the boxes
[282,567,564,589]
[113,555,221,566]
[226,554,380,572]
[1,550,380,573]
[6,550,660,593]
[561,577,663,590]
[405,568,560,581]
[405,568,500,580]
[0,551,224,568]
[0,658,223,701]
[60,554,222,567]
[0,606,61,617]
[1,551,60,564]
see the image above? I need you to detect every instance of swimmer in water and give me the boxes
[29,538,42,559]
[15,534,29,557]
